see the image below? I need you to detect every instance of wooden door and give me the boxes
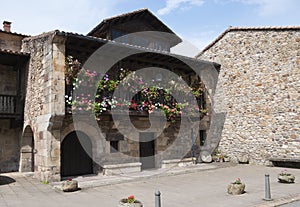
[61,131,93,177]
[139,132,155,170]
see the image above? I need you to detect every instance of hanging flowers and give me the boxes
[65,56,207,122]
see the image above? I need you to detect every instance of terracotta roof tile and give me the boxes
[102,8,148,22]
[0,48,30,56]
[87,8,178,38]
[55,30,216,67]
[0,29,30,37]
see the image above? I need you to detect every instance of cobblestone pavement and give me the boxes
[1,164,300,207]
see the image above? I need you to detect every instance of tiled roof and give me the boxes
[88,8,149,36]
[59,30,199,60]
[55,30,219,69]
[0,48,30,56]
[196,26,300,57]
[87,8,178,37]
[102,8,148,23]
[0,29,30,37]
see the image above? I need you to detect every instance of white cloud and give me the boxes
[226,0,299,16]
[0,0,120,35]
[157,0,205,16]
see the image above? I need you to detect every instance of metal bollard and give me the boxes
[155,191,161,207]
[264,174,272,201]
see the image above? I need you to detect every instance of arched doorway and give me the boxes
[19,126,34,172]
[61,131,93,177]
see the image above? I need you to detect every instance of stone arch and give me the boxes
[61,121,104,169]
[61,130,93,177]
[19,125,35,172]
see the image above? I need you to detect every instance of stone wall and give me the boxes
[0,120,20,172]
[61,113,202,171]
[0,32,24,51]
[0,64,19,172]
[0,64,17,95]
[197,28,300,164]
[21,32,66,182]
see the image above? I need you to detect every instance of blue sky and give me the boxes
[1,0,299,56]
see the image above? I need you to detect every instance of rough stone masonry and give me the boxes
[197,27,300,165]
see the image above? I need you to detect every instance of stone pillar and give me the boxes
[22,32,66,182]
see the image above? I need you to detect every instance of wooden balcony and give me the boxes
[0,95,21,118]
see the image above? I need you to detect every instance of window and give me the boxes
[110,141,119,153]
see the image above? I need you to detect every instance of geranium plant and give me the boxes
[127,195,135,204]
[278,169,295,183]
[65,56,208,122]
[228,178,246,195]
[232,178,242,184]
[279,169,292,176]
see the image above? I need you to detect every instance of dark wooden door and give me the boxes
[139,132,155,170]
[31,136,34,172]
[61,131,93,177]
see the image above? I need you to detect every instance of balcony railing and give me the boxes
[0,95,16,115]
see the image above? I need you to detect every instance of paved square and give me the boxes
[1,164,300,207]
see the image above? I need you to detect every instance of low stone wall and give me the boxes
[161,157,196,168]
[103,162,142,175]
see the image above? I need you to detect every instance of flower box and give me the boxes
[118,198,143,207]
[227,178,245,195]
[227,183,245,195]
[278,170,296,183]
[278,174,295,183]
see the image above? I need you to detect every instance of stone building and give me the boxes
[0,9,220,182]
[197,26,300,165]
[2,8,299,182]
[0,21,29,172]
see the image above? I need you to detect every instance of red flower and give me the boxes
[128,195,134,199]
[127,195,135,203]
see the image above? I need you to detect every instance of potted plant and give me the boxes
[278,170,295,183]
[219,154,225,162]
[62,178,79,192]
[118,195,143,207]
[227,178,245,195]
[212,150,221,162]
[223,155,230,162]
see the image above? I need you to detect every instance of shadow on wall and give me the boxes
[0,176,16,185]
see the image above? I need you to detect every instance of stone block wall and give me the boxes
[0,64,17,95]
[61,113,201,171]
[198,28,300,164]
[0,120,20,172]
[0,32,24,51]
[21,32,66,181]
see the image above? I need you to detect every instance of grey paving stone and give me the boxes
[0,164,300,207]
